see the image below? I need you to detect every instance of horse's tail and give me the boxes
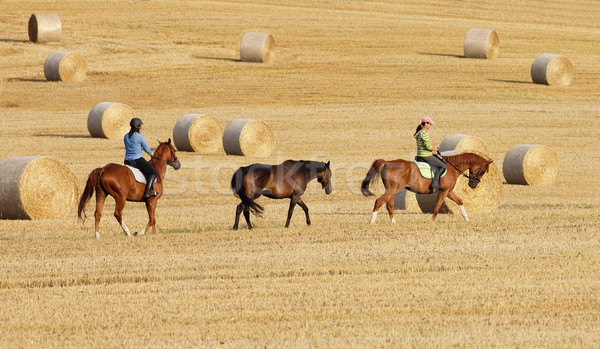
[361,159,387,196]
[77,168,104,223]
[231,167,264,217]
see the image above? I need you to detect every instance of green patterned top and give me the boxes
[414,129,433,157]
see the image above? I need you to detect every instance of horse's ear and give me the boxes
[326,160,330,167]
[168,138,172,144]
[488,159,494,164]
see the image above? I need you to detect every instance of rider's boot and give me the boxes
[144,175,158,198]
[430,167,440,193]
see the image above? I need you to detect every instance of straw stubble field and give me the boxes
[1,0,599,347]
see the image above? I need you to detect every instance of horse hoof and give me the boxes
[133,232,138,236]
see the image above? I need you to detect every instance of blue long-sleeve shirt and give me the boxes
[124,132,153,160]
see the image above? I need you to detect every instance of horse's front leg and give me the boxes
[285,196,300,228]
[446,191,468,221]
[431,190,450,220]
[233,203,243,230]
[136,198,158,235]
[296,197,310,225]
[94,190,107,239]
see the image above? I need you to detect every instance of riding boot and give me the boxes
[144,175,157,198]
[430,167,440,193]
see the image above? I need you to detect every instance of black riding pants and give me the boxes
[124,158,157,179]
[416,155,446,171]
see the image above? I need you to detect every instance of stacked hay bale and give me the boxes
[87,102,135,139]
[463,29,499,59]
[173,114,224,153]
[223,119,274,157]
[439,133,490,156]
[0,157,78,220]
[416,134,501,215]
[44,51,87,82]
[503,144,558,186]
[28,13,61,43]
[531,54,573,86]
[240,32,275,63]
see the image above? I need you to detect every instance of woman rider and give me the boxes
[124,118,158,198]
[414,116,446,193]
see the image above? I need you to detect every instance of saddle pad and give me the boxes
[414,161,447,179]
[125,165,147,184]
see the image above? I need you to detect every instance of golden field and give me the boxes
[1,0,599,347]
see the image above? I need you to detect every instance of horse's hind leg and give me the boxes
[233,203,244,230]
[113,196,131,236]
[243,206,252,230]
[385,195,396,224]
[94,190,107,239]
[297,198,310,225]
[370,195,389,223]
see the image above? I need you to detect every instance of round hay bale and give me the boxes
[173,114,224,153]
[531,54,573,86]
[0,156,78,220]
[394,189,420,211]
[463,28,499,59]
[28,13,61,43]
[439,134,490,157]
[44,51,87,82]
[223,119,274,157]
[87,102,135,139]
[416,159,502,215]
[502,144,558,186]
[240,32,275,63]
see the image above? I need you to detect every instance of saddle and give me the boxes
[125,165,147,184]
[413,161,447,179]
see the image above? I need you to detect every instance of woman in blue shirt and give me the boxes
[124,118,158,198]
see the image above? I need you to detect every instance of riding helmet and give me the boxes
[130,118,143,129]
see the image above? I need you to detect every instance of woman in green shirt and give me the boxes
[414,117,446,193]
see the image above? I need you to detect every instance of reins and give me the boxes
[150,145,177,184]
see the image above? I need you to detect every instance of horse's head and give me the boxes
[467,159,493,188]
[154,138,181,170]
[317,161,332,194]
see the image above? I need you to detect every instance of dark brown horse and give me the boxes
[78,139,181,238]
[361,152,493,222]
[231,160,332,229]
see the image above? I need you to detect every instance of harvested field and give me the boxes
[1,0,599,347]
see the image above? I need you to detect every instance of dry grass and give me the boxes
[1,0,600,347]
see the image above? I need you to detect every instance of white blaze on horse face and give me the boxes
[459,205,469,221]
[121,222,132,236]
[371,211,378,224]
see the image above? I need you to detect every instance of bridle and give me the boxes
[150,144,179,183]
[441,154,487,184]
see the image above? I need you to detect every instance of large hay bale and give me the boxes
[502,144,558,186]
[240,32,275,63]
[0,156,78,220]
[28,13,61,43]
[173,114,224,153]
[223,119,274,157]
[439,134,490,157]
[463,28,499,59]
[44,51,87,82]
[87,102,135,139]
[394,189,420,211]
[531,54,573,86]
[416,155,502,215]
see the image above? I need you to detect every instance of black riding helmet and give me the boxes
[128,118,143,138]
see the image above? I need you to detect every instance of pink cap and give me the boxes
[421,116,435,125]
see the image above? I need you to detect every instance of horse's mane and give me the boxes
[298,160,328,173]
[443,151,491,166]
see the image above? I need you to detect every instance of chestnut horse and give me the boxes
[361,152,493,222]
[78,139,181,238]
[231,160,332,229]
